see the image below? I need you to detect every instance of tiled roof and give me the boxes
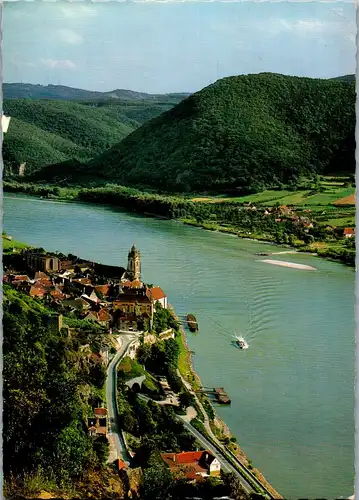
[94,407,107,416]
[344,227,355,235]
[98,309,111,321]
[162,451,210,465]
[117,458,127,470]
[96,427,107,435]
[113,295,151,305]
[161,452,212,478]
[29,286,47,297]
[34,271,48,279]
[95,284,110,295]
[13,275,30,281]
[73,278,93,286]
[149,286,167,300]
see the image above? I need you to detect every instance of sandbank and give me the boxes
[259,259,317,270]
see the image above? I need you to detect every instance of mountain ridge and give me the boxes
[3,82,190,101]
[70,73,356,194]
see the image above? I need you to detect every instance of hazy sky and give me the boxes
[3,1,356,94]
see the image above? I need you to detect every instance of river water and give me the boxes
[3,193,355,499]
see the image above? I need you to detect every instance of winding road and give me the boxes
[106,334,137,463]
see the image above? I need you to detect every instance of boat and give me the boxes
[186,314,198,332]
[234,335,249,349]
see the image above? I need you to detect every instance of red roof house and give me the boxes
[343,228,355,238]
[148,286,168,308]
[117,458,128,471]
[94,407,107,417]
[161,451,221,480]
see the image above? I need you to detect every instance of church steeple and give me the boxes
[127,243,141,281]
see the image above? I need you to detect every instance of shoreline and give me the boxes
[3,186,354,268]
[170,306,282,499]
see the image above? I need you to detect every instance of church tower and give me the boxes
[127,244,141,281]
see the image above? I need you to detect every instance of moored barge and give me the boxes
[186,314,199,332]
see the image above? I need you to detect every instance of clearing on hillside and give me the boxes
[333,193,355,205]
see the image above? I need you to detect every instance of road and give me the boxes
[106,340,272,498]
[106,334,137,463]
[177,370,275,499]
[138,394,254,495]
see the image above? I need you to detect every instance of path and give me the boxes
[177,369,220,444]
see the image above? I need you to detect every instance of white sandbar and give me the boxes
[259,259,317,271]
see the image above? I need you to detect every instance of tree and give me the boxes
[179,391,195,409]
[221,471,250,500]
[89,361,106,389]
[93,435,109,466]
[54,421,92,481]
[137,342,152,366]
[143,463,172,500]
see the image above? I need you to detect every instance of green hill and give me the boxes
[3,97,185,177]
[73,73,355,194]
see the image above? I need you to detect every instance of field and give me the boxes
[333,193,356,205]
[2,235,31,252]
[190,178,356,229]
[192,186,355,208]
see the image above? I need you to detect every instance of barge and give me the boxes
[214,388,231,405]
[187,314,199,332]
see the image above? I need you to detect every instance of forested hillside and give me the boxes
[79,73,355,194]
[3,96,186,176]
[2,285,129,497]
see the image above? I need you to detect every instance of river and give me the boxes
[3,193,355,499]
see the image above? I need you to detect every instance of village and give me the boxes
[3,242,228,486]
[3,243,169,332]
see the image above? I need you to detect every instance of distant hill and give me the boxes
[3,95,186,177]
[331,74,355,82]
[64,73,355,194]
[3,82,189,101]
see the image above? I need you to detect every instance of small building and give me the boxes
[161,451,221,480]
[9,274,30,283]
[343,227,355,238]
[97,308,112,327]
[94,407,107,418]
[25,251,60,272]
[148,286,168,309]
[87,413,108,438]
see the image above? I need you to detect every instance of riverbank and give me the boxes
[170,306,282,499]
[4,181,354,267]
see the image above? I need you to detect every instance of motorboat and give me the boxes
[234,335,249,349]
